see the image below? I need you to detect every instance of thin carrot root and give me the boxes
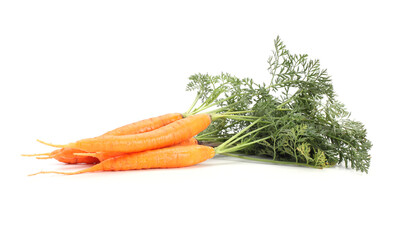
[29,164,100,176]
[21,153,51,157]
[28,171,78,176]
[36,139,66,148]
[36,156,53,159]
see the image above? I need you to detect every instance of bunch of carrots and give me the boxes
[24,113,220,175]
[25,103,268,176]
[25,74,265,176]
[25,37,372,175]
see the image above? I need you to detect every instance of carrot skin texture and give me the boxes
[33,113,183,164]
[179,137,198,146]
[26,148,100,164]
[92,137,199,162]
[68,114,211,153]
[30,145,216,175]
[100,113,183,137]
[102,145,215,171]
[53,148,99,164]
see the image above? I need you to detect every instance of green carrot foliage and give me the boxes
[187,36,372,172]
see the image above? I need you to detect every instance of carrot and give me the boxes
[22,148,99,164]
[29,145,215,175]
[100,113,183,137]
[75,137,198,162]
[24,113,183,163]
[28,118,272,176]
[40,114,211,153]
[49,148,99,164]
[177,137,198,146]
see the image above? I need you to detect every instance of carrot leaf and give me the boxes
[188,36,372,173]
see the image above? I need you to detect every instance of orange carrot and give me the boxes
[22,148,99,164]
[40,114,211,153]
[75,137,199,162]
[100,113,183,136]
[29,145,215,175]
[24,113,183,164]
[178,137,198,146]
[50,148,99,164]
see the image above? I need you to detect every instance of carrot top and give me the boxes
[184,36,372,172]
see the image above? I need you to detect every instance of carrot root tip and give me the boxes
[36,139,66,148]
[21,153,51,157]
[36,156,53,160]
[28,171,76,176]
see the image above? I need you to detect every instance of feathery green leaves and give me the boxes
[188,36,372,173]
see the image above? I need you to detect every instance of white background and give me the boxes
[1,1,397,239]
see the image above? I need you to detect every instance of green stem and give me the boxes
[196,129,221,138]
[276,89,302,110]
[220,153,323,169]
[265,80,297,91]
[216,118,262,151]
[189,100,208,116]
[186,92,250,117]
[211,114,269,123]
[220,124,271,148]
[209,110,253,115]
[216,136,271,154]
[199,97,244,115]
[192,94,238,115]
[196,137,231,142]
[184,92,201,117]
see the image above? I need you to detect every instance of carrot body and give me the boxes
[175,137,198,146]
[79,137,199,162]
[100,113,183,136]
[62,114,211,153]
[52,148,100,164]
[30,145,216,175]
[23,148,100,164]
[29,113,183,164]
